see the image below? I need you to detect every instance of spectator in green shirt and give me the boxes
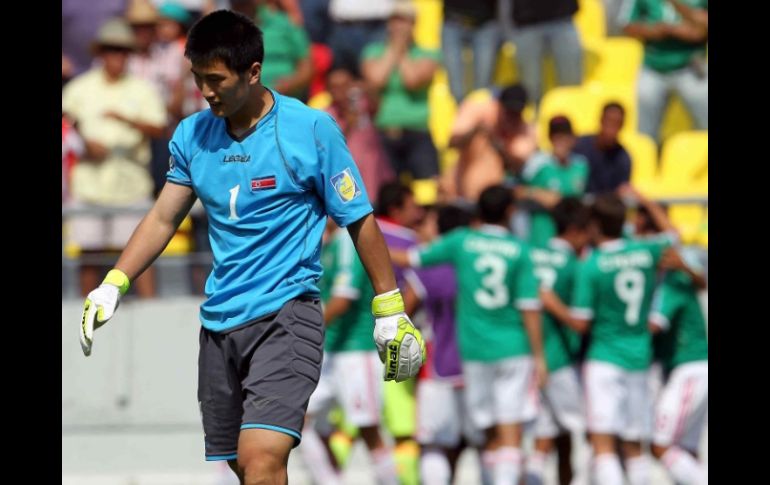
[231,0,314,99]
[622,0,708,141]
[361,0,441,182]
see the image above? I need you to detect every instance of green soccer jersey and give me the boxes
[521,152,588,247]
[650,248,708,373]
[323,231,376,353]
[624,0,709,73]
[571,235,674,370]
[411,225,540,362]
[552,155,589,197]
[531,238,581,372]
[519,154,563,248]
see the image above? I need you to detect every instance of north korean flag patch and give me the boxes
[251,176,276,191]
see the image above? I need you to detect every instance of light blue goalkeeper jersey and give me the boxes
[166,89,373,332]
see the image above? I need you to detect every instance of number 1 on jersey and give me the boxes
[228,184,240,220]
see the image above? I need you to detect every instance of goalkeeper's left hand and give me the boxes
[372,289,426,382]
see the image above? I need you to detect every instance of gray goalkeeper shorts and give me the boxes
[198,295,324,461]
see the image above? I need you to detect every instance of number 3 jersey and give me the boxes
[570,235,674,370]
[409,224,541,363]
[165,90,373,332]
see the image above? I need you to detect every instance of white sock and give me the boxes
[661,447,708,485]
[593,453,624,485]
[299,426,341,485]
[626,455,652,485]
[421,449,452,485]
[371,447,399,485]
[524,451,547,485]
[481,450,497,485]
[494,447,523,485]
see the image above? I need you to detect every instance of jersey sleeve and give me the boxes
[313,113,373,227]
[410,229,464,268]
[166,118,192,186]
[649,282,682,331]
[644,231,678,266]
[514,246,542,311]
[523,154,561,191]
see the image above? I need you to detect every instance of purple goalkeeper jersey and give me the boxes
[377,218,418,290]
[415,264,463,380]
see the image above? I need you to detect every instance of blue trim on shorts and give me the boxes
[205,453,238,461]
[241,423,302,444]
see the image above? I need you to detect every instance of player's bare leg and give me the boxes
[621,440,651,485]
[360,426,399,485]
[590,433,624,485]
[524,437,553,485]
[231,428,293,485]
[554,434,573,485]
[488,423,523,485]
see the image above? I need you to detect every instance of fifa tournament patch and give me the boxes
[330,168,361,203]
[168,155,175,173]
[251,176,277,191]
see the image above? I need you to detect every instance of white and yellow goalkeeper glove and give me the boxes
[372,289,426,382]
[79,269,130,357]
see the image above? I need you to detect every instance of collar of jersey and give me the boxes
[549,237,574,253]
[224,88,279,143]
[477,224,510,236]
[598,238,625,251]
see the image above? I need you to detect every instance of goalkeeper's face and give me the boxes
[192,58,261,118]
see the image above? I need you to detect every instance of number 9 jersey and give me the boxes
[570,234,675,370]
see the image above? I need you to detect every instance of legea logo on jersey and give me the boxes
[223,154,251,163]
[330,168,360,203]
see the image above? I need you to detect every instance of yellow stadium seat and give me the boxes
[584,37,644,86]
[493,41,601,101]
[307,91,331,110]
[658,131,708,196]
[414,0,443,49]
[538,82,640,150]
[574,0,606,44]
[668,204,705,245]
[619,131,658,187]
[659,95,695,143]
[584,81,638,137]
[162,216,193,255]
[695,211,708,248]
[494,42,519,86]
[537,86,596,148]
[64,241,81,259]
[412,178,439,206]
[428,69,457,151]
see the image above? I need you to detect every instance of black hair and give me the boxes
[185,10,264,73]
